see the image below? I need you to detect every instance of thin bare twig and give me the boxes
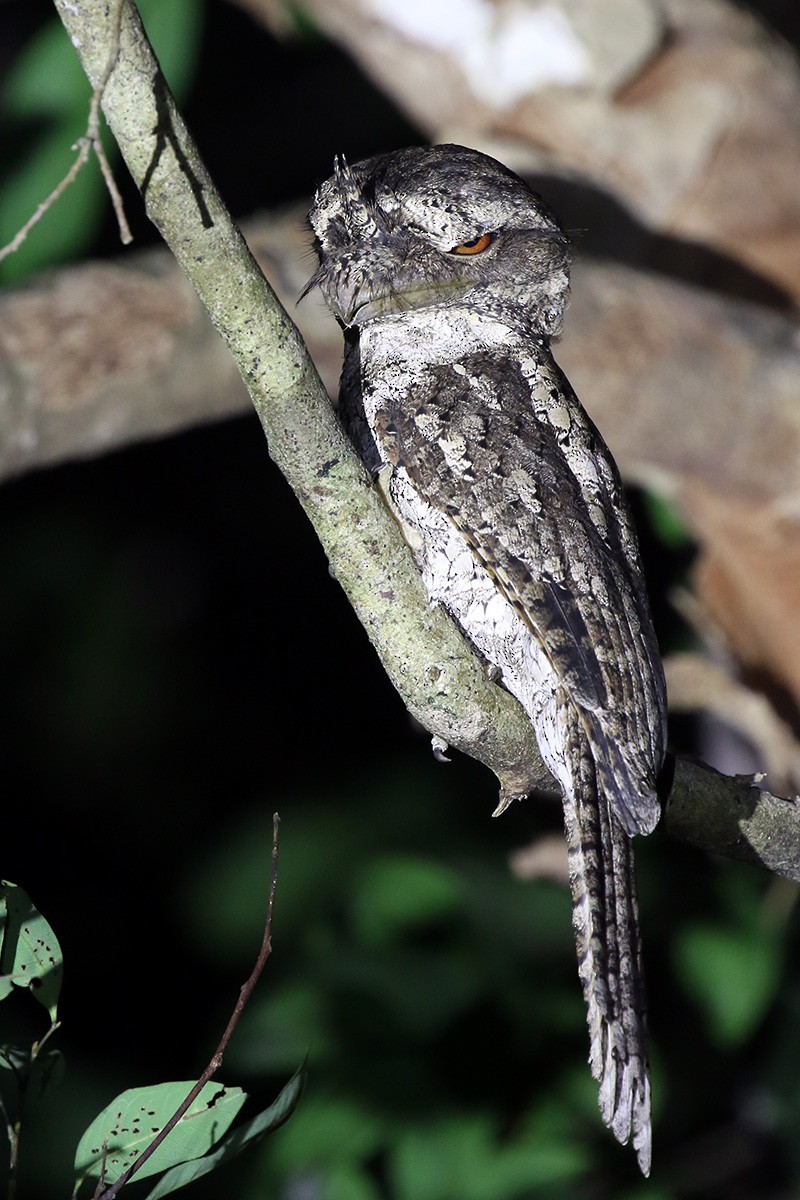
[92,813,281,1200]
[31,1018,61,1060]
[91,1144,110,1200]
[0,147,92,266]
[0,0,130,266]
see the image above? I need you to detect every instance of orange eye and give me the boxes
[450,232,494,256]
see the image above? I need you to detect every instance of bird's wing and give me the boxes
[380,346,666,835]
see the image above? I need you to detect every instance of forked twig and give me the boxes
[0,0,131,266]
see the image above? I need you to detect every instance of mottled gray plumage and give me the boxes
[307,144,668,1173]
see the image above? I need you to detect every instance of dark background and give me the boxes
[2,2,800,1198]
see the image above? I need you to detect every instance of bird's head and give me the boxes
[304,144,571,338]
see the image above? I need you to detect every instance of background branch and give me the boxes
[2,209,799,499]
[667,759,800,882]
[47,0,800,878]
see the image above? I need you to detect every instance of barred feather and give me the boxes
[561,692,651,1174]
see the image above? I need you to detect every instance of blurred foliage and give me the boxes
[177,779,601,1198]
[640,494,693,553]
[0,0,205,285]
[172,775,800,1199]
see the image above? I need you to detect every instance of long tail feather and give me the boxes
[560,695,651,1175]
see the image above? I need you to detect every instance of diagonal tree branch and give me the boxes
[51,0,547,803]
[49,0,800,881]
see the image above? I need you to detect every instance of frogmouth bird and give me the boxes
[306,143,667,1174]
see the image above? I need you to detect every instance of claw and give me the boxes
[431,735,451,763]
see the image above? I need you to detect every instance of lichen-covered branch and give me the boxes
[665,759,800,883]
[49,0,800,878]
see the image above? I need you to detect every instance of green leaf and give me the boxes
[4,19,90,117]
[0,1044,30,1072]
[327,1164,384,1200]
[1,16,105,283]
[137,0,206,102]
[0,1044,65,1104]
[73,1081,247,1187]
[29,1047,66,1102]
[351,855,466,946]
[142,1065,306,1199]
[227,984,330,1074]
[270,1093,387,1176]
[4,4,204,117]
[0,881,63,1020]
[674,923,782,1046]
[0,3,205,284]
[0,123,108,284]
[389,1113,589,1200]
[640,492,693,550]
[621,1187,674,1200]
